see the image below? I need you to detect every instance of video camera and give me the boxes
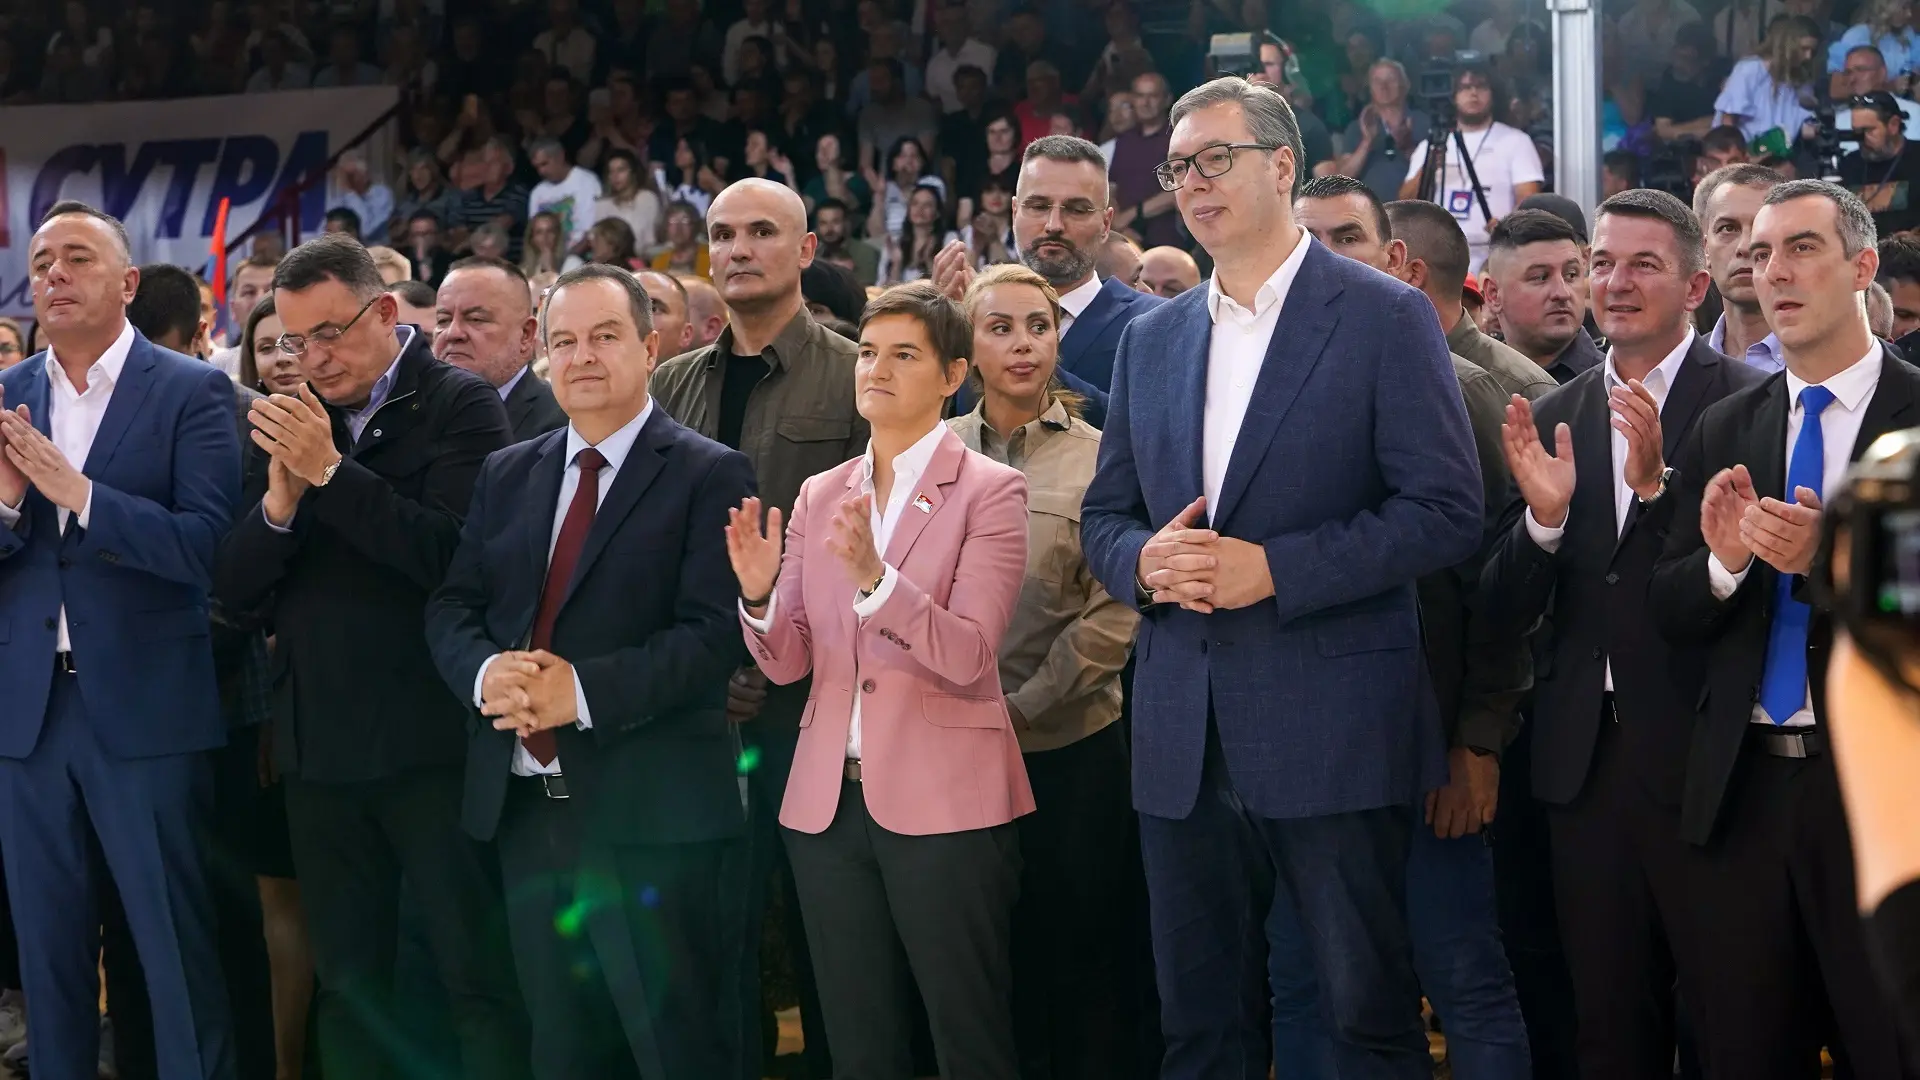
[1816,428,1920,693]
[1809,102,1866,182]
[1207,30,1294,84]
[1416,49,1486,129]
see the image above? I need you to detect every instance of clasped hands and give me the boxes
[0,385,90,515]
[480,650,579,736]
[249,384,341,526]
[1136,496,1274,613]
[1701,464,1823,578]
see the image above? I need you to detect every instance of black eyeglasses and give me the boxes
[1154,143,1282,191]
[274,294,381,357]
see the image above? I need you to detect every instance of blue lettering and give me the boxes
[268,131,331,235]
[29,145,98,227]
[154,139,222,239]
[0,275,29,312]
[98,143,166,222]
[201,136,281,234]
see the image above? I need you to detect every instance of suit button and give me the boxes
[861,679,876,693]
[1590,647,1603,660]
[44,617,55,630]
[57,557,70,569]
[1605,572,1619,585]
[371,429,382,437]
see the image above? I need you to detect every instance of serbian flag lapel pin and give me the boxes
[912,491,934,514]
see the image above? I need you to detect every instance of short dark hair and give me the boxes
[859,281,972,368]
[801,260,869,324]
[325,206,362,234]
[127,264,205,349]
[1880,234,1920,286]
[1296,174,1391,243]
[1021,134,1108,171]
[1489,208,1581,257]
[1595,187,1706,274]
[1384,199,1472,291]
[954,63,987,84]
[1602,149,1639,181]
[1675,21,1717,54]
[387,279,437,309]
[38,200,132,261]
[541,263,655,344]
[1692,162,1785,220]
[1765,177,1878,256]
[272,233,388,298]
[814,197,851,220]
[1701,125,1748,157]
[447,255,531,290]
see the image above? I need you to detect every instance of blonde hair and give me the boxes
[960,263,1084,421]
[365,245,412,284]
[1866,0,1915,42]
[1761,14,1823,89]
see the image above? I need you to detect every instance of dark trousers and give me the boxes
[1011,721,1150,1080]
[1269,825,1531,1080]
[283,765,529,1080]
[1679,746,1912,1080]
[1137,730,1430,1080]
[0,672,235,1080]
[784,778,1021,1080]
[1490,719,1579,1080]
[496,776,732,1080]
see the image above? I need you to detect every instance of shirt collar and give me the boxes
[499,365,529,401]
[712,308,813,372]
[860,422,949,496]
[1206,225,1311,324]
[45,319,135,396]
[1786,339,1883,415]
[1706,314,1784,371]
[1057,275,1104,319]
[352,325,413,415]
[564,395,654,471]
[1604,331,1693,407]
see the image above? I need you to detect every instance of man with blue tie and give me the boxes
[0,202,240,1080]
[1650,179,1917,1078]
[1081,77,1484,1079]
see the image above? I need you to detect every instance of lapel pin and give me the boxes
[912,492,934,514]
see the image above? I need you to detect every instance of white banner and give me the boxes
[0,86,400,319]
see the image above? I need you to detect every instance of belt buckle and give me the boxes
[55,652,76,675]
[844,760,862,782]
[540,774,569,799]
[1778,732,1809,759]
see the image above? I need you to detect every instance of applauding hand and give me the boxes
[726,496,785,613]
[1501,394,1576,529]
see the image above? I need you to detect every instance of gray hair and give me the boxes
[273,233,387,299]
[1869,279,1895,337]
[1021,134,1109,172]
[539,263,655,345]
[1369,58,1410,90]
[1692,162,1785,223]
[1168,76,1305,194]
[527,137,566,161]
[1764,178,1879,256]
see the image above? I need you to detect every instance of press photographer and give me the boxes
[1839,91,1920,237]
[1396,58,1545,271]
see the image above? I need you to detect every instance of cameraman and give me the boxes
[1398,61,1545,270]
[1840,90,1920,236]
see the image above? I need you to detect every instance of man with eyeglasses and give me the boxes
[931,135,1160,424]
[213,234,530,1079]
[1082,76,1483,1079]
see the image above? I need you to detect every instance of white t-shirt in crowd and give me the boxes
[529,166,606,252]
[1403,121,1545,271]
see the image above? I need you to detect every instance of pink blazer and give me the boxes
[743,427,1037,836]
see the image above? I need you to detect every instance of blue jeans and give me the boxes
[1270,827,1531,1080]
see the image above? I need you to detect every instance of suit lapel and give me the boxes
[21,357,51,440]
[1059,279,1125,379]
[1615,341,1717,550]
[1749,377,1791,502]
[1212,243,1338,530]
[1560,373,1614,562]
[503,370,534,433]
[562,409,670,605]
[82,336,158,475]
[1168,292,1210,514]
[523,431,570,606]
[882,429,961,568]
[1850,353,1920,462]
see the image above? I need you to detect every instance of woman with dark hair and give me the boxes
[0,317,25,370]
[650,200,713,277]
[394,149,464,237]
[879,183,959,285]
[665,137,721,217]
[802,132,871,217]
[584,216,642,268]
[593,148,664,249]
[242,296,306,397]
[801,259,869,324]
[866,136,946,240]
[956,112,1021,217]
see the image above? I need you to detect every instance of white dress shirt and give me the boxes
[1201,226,1311,515]
[475,397,655,776]
[1524,331,1693,691]
[1055,275,1105,337]
[742,422,949,760]
[1706,342,1883,727]
[0,321,133,652]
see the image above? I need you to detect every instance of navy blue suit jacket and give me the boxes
[426,406,755,847]
[1058,274,1164,395]
[0,333,240,759]
[1081,239,1483,820]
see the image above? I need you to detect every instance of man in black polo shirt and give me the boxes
[1841,91,1920,238]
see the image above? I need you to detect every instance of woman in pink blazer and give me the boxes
[726,281,1034,1080]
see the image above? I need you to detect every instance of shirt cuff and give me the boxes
[741,594,777,632]
[1523,507,1566,553]
[852,564,898,621]
[573,670,592,730]
[1708,552,1752,600]
[75,482,93,531]
[262,502,295,533]
[473,653,499,709]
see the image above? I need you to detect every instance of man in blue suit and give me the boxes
[935,134,1162,427]
[0,202,240,1080]
[1081,79,1484,1079]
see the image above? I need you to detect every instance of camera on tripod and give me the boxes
[1411,50,1495,216]
[1417,49,1483,129]
[1206,30,1293,83]
[1809,100,1866,181]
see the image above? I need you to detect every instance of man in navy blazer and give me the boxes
[0,203,240,1079]
[1080,79,1483,1079]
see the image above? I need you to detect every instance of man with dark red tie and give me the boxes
[427,263,755,1079]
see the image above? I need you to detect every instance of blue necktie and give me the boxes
[1757,385,1837,726]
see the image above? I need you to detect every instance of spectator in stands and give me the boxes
[1837,45,1920,138]
[1696,162,1789,370]
[387,278,437,329]
[858,59,941,176]
[723,0,780,86]
[737,131,800,191]
[329,150,395,245]
[956,113,1024,219]
[645,0,722,81]
[960,179,1016,268]
[526,137,603,254]
[1098,233,1146,290]
[470,223,511,262]
[927,1,997,113]
[1615,0,1706,81]
[814,198,881,286]
[403,211,457,287]
[0,318,24,370]
[868,136,945,238]
[635,269,697,358]
[368,246,414,285]
[1015,61,1078,145]
[1471,0,1535,56]
[800,260,871,325]
[663,138,722,218]
[1083,1,1155,105]
[394,150,464,241]
[1336,60,1430,202]
[678,273,728,348]
[1715,15,1821,146]
[589,150,662,252]
[1603,150,1640,197]
[311,25,382,87]
[458,137,531,258]
[1880,234,1920,338]
[1259,39,1336,176]
[1400,61,1547,270]
[246,25,310,91]
[582,218,642,269]
[879,183,959,284]
[1109,72,1179,248]
[1841,91,1920,235]
[1479,209,1599,382]
[995,11,1050,102]
[1652,22,1729,144]
[650,81,725,179]
[1695,123,1753,185]
[1139,245,1200,297]
[518,211,577,278]
[1830,0,1920,82]
[803,133,872,219]
[323,207,362,241]
[1097,90,1137,163]
[240,296,304,396]
[653,201,713,278]
[534,0,597,83]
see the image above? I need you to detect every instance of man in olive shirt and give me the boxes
[1387,198,1557,401]
[650,178,865,1080]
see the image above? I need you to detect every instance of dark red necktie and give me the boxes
[523,447,607,766]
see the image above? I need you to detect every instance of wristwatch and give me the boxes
[316,455,343,488]
[1636,466,1675,507]
[857,569,886,600]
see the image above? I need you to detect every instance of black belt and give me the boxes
[1749,725,1825,759]
[54,652,76,675]
[515,772,570,799]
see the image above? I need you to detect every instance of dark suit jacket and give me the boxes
[1082,238,1483,820]
[1481,337,1766,809]
[0,333,240,759]
[1649,350,1920,845]
[503,366,568,443]
[214,330,511,783]
[426,408,755,846]
[1058,275,1164,396]
[1545,328,1607,385]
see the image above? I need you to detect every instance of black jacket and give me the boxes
[504,366,568,444]
[426,409,755,845]
[1649,352,1920,845]
[1482,337,1766,808]
[214,330,512,782]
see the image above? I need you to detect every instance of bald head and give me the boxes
[707,179,817,314]
[1140,246,1201,297]
[678,275,729,348]
[636,269,694,357]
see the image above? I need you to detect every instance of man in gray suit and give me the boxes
[433,257,567,443]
